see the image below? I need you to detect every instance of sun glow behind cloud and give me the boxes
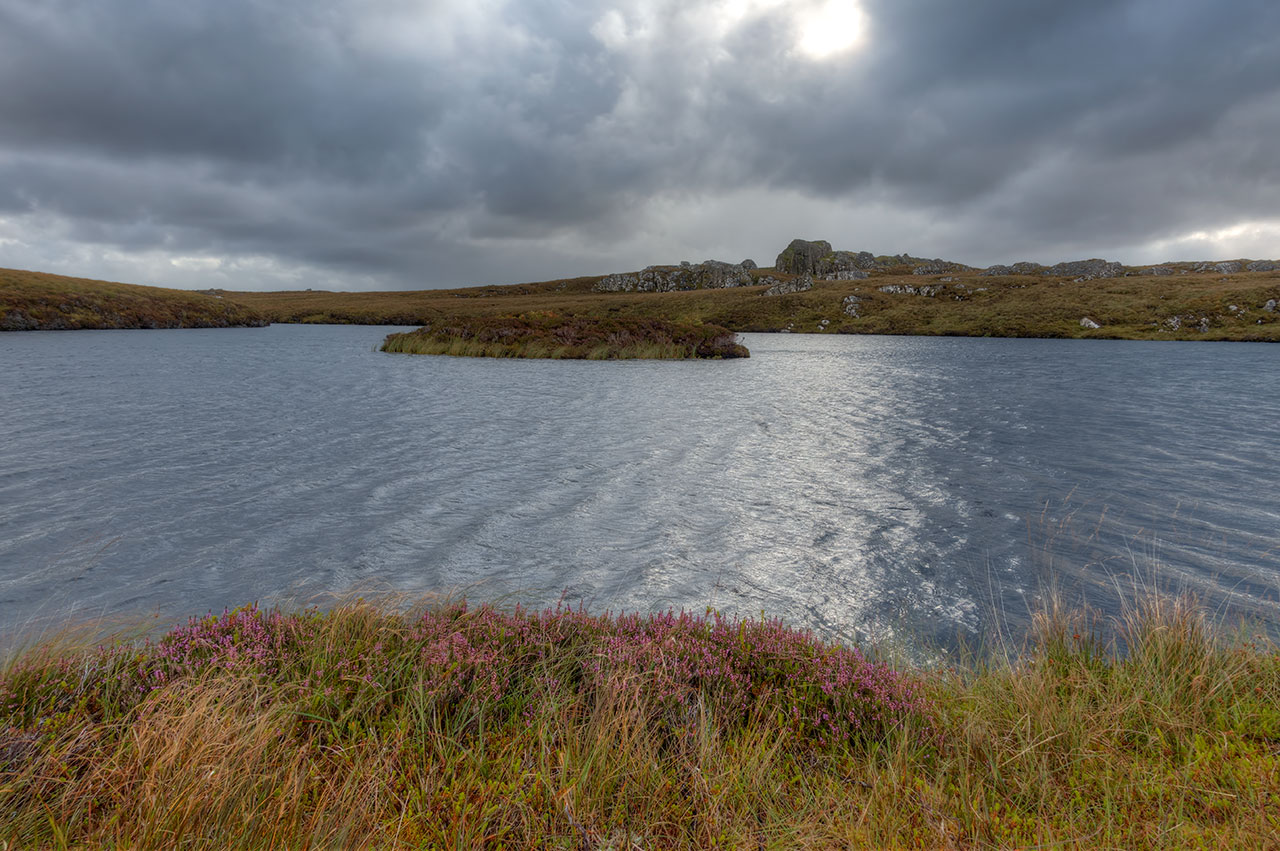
[796,1,868,58]
[610,0,868,59]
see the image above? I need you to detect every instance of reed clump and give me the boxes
[1,593,1277,848]
[381,313,750,359]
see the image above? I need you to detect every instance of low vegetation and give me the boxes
[2,593,1276,848]
[5,261,1279,341]
[231,266,1280,342]
[0,267,267,331]
[381,313,750,359]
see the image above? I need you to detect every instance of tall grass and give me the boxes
[2,593,1277,848]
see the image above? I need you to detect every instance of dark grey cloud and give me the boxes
[0,0,1277,290]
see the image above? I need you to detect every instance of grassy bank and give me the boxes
[6,262,1278,341]
[2,595,1277,848]
[381,314,750,359]
[0,267,267,331]
[230,266,1280,342]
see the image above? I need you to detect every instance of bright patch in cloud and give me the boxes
[1136,218,1280,263]
[169,256,223,271]
[796,1,867,59]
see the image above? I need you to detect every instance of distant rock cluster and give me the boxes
[774,239,969,279]
[771,238,1279,281]
[593,238,1280,304]
[595,260,757,293]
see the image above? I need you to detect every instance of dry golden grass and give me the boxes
[3,592,1277,848]
[227,267,1280,342]
[5,262,1278,340]
[0,267,266,330]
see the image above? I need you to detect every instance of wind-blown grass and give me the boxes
[2,592,1277,848]
[381,313,750,359]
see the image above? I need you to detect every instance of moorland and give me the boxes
[3,238,1278,341]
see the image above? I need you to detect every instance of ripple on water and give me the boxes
[1,326,1278,652]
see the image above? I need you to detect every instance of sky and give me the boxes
[1,0,1278,292]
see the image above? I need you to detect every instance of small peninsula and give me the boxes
[381,314,750,359]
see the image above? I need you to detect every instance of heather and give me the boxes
[2,596,1278,848]
[381,313,750,359]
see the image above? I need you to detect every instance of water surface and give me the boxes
[2,325,1277,652]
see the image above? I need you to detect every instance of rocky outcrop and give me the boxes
[1143,266,1174,276]
[595,260,754,293]
[775,239,833,276]
[773,239,972,278]
[1,309,39,331]
[980,262,1045,276]
[878,283,944,297]
[1080,317,1101,329]
[1247,260,1277,272]
[841,295,863,317]
[1045,259,1124,279]
[763,275,813,296]
[816,250,877,278]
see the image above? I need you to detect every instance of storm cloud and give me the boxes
[1,0,1277,290]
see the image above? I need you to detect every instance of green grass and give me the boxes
[2,592,1276,848]
[381,313,750,359]
[0,267,267,331]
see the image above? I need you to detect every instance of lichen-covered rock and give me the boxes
[1264,299,1277,312]
[595,260,754,293]
[842,295,863,317]
[878,284,943,297]
[1044,259,1124,279]
[763,275,813,296]
[1143,266,1174,276]
[775,239,833,276]
[816,250,877,278]
[741,259,758,271]
[911,259,972,275]
[823,269,870,281]
[980,261,1044,276]
[1215,261,1243,274]
[1080,317,1101,329]
[1246,260,1276,272]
